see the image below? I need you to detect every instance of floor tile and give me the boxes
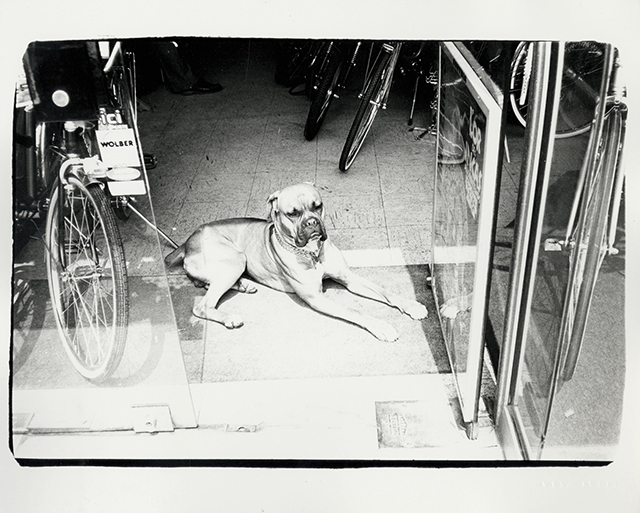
[323,194,386,231]
[384,194,433,227]
[250,170,317,201]
[327,226,390,252]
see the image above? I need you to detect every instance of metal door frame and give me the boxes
[433,42,503,438]
[494,42,564,459]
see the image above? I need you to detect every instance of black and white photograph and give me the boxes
[2,0,639,511]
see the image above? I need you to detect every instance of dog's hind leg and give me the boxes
[184,243,248,329]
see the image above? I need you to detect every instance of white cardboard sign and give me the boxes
[96,128,141,167]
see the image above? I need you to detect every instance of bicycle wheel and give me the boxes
[339,46,394,172]
[275,40,323,95]
[304,44,342,141]
[560,106,623,380]
[46,177,129,382]
[509,42,606,138]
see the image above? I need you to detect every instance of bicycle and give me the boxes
[16,40,162,382]
[338,41,436,172]
[303,40,364,141]
[338,42,402,172]
[509,41,607,138]
[552,43,626,381]
[274,39,326,96]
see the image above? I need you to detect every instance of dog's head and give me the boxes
[267,183,327,248]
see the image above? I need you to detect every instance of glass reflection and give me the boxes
[11,40,195,440]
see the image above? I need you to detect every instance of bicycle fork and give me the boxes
[333,41,363,100]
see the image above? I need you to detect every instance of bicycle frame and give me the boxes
[99,41,178,247]
[554,43,626,381]
[562,45,623,253]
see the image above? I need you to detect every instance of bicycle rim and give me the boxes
[46,178,129,382]
[509,42,531,129]
[339,49,393,171]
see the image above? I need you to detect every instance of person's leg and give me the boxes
[152,40,199,93]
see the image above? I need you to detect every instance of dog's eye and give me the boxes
[313,203,323,211]
[286,210,300,218]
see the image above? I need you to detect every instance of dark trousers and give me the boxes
[126,39,199,94]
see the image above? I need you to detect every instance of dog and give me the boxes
[164,183,428,342]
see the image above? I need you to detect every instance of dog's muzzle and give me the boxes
[295,214,327,247]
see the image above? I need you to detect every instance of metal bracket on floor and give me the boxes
[131,405,175,434]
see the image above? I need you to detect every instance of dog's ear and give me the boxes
[267,190,280,221]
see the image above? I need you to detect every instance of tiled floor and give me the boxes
[138,40,436,266]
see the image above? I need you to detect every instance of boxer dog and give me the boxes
[164,183,428,342]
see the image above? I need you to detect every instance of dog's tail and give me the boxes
[164,244,186,267]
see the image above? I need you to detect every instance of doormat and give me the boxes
[196,265,450,383]
[375,400,462,448]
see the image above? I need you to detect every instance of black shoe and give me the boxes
[179,79,223,95]
[144,153,157,170]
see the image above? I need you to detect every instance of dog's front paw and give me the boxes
[222,313,244,329]
[367,319,399,342]
[439,298,463,319]
[405,301,428,320]
[439,293,473,320]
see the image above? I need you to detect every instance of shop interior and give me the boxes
[10,38,626,462]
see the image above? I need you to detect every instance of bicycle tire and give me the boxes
[560,107,622,380]
[509,42,606,139]
[304,45,342,141]
[46,177,129,382]
[339,48,393,172]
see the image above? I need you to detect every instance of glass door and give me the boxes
[432,42,503,438]
[11,40,196,458]
[495,41,623,460]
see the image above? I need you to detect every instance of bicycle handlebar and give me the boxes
[103,41,122,73]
